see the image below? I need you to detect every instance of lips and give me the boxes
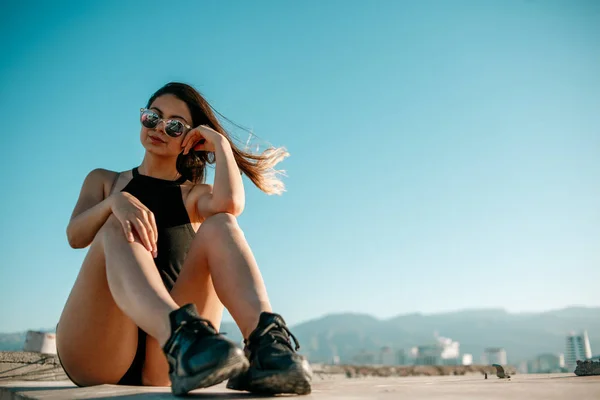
[148,135,166,144]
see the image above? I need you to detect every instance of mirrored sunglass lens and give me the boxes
[165,120,184,136]
[141,111,159,127]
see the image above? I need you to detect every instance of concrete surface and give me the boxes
[0,352,67,382]
[1,374,600,399]
[0,351,517,380]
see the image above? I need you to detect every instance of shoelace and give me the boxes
[173,318,218,337]
[165,318,222,355]
[252,321,300,352]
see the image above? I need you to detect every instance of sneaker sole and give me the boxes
[230,361,313,395]
[171,347,249,396]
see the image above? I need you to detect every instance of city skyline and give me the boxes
[1,312,595,370]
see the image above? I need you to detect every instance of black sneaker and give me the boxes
[163,304,249,396]
[226,312,312,395]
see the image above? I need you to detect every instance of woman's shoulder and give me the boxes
[86,168,119,179]
[83,168,129,197]
[83,168,123,185]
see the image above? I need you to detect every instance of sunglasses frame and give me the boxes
[140,108,192,137]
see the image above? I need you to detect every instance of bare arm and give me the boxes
[194,138,246,220]
[66,169,116,248]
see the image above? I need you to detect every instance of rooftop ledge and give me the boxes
[1,352,599,399]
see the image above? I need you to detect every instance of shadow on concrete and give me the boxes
[3,387,274,400]
[97,393,272,399]
[4,386,76,392]
[0,371,66,381]
[0,364,59,377]
[547,375,581,380]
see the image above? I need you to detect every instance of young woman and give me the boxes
[56,82,312,396]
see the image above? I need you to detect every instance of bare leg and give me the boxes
[142,256,224,386]
[57,237,138,385]
[176,212,311,395]
[142,212,272,386]
[101,214,179,346]
[194,213,272,337]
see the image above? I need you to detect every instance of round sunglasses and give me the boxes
[140,108,191,137]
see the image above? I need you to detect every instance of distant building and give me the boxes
[528,353,565,373]
[380,346,396,366]
[409,346,419,359]
[462,354,473,366]
[413,334,461,365]
[370,347,409,366]
[396,349,407,365]
[23,331,56,354]
[482,348,507,365]
[353,350,376,365]
[565,331,592,371]
[517,361,529,374]
[414,344,442,365]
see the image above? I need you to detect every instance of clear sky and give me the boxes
[1,0,599,333]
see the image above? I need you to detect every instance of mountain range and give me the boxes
[2,307,598,364]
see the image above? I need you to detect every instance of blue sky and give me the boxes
[1,0,599,333]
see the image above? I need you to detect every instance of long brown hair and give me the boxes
[146,82,289,195]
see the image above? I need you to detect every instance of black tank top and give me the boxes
[121,167,195,290]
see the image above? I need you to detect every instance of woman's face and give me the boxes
[140,94,193,156]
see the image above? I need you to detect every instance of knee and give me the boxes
[199,212,241,238]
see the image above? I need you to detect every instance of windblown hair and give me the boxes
[146,82,289,195]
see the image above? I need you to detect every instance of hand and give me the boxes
[110,192,158,257]
[181,125,225,155]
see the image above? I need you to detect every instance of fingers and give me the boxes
[184,138,207,154]
[181,133,189,149]
[183,141,193,155]
[120,214,157,257]
[131,204,157,256]
[131,218,154,253]
[139,209,157,256]
[181,130,195,153]
[115,195,158,257]
[193,139,206,152]
[122,220,134,242]
[148,211,158,258]
[182,129,207,155]
[184,134,197,155]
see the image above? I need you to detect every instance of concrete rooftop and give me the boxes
[1,374,600,400]
[1,352,599,399]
